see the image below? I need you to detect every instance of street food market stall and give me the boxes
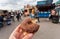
[36,0,55,18]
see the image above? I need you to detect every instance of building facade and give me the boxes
[37,0,53,5]
[47,0,53,4]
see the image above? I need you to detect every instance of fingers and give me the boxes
[9,18,34,39]
[9,24,22,39]
[22,33,33,39]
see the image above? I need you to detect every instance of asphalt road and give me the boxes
[0,17,60,39]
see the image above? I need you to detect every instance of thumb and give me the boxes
[22,33,33,39]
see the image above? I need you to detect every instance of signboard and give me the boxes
[37,1,47,5]
[37,0,53,5]
[47,0,53,4]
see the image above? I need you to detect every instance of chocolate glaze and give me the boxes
[20,18,40,33]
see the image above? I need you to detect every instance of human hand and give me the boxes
[9,18,39,39]
[9,18,33,39]
[9,24,33,39]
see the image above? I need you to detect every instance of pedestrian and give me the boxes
[49,9,59,23]
[11,11,15,22]
[35,9,40,22]
[30,8,35,18]
[19,11,22,20]
[0,14,3,28]
[16,11,20,21]
[49,9,57,20]
[6,13,11,25]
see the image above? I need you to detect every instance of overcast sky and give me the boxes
[0,0,59,10]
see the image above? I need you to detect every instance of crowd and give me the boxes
[0,10,23,28]
[0,6,59,28]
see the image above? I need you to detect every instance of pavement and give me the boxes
[0,16,60,39]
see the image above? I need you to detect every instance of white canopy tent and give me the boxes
[0,0,59,10]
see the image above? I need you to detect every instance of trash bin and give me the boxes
[52,16,59,24]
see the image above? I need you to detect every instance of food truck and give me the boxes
[36,0,55,18]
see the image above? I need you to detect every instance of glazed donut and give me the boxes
[20,18,40,33]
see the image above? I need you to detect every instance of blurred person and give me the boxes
[19,11,22,20]
[9,12,11,18]
[30,7,35,18]
[6,13,11,25]
[49,9,58,20]
[16,11,21,21]
[49,9,59,23]
[0,14,3,28]
[35,9,40,22]
[11,11,15,22]
[3,15,7,24]
[20,10,23,16]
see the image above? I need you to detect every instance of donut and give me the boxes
[20,18,40,33]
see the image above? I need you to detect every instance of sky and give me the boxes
[0,0,59,10]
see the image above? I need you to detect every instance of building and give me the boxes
[37,0,54,11]
[36,0,55,18]
[47,0,53,4]
[37,0,53,5]
[37,1,47,5]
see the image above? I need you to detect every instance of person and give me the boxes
[30,7,35,19]
[6,13,11,25]
[49,9,58,20]
[0,14,3,28]
[11,11,15,21]
[9,18,34,39]
[16,11,21,21]
[49,9,59,23]
[35,9,40,22]
[19,11,22,20]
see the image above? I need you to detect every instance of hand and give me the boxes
[9,18,33,39]
[9,24,33,39]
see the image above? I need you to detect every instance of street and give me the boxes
[0,17,60,39]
